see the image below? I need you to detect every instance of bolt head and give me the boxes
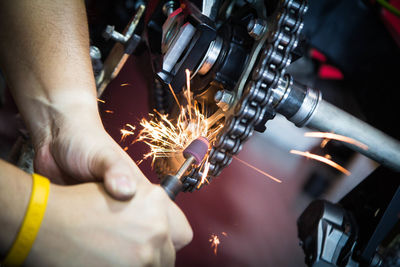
[215,90,234,111]
[248,19,267,40]
[103,25,115,40]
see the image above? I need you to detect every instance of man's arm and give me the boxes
[0,0,136,199]
[0,160,192,266]
[0,160,31,258]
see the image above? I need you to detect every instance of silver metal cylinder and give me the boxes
[304,99,400,171]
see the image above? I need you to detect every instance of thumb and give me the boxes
[91,148,137,200]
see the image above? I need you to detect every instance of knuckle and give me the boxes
[181,223,193,246]
[137,245,155,266]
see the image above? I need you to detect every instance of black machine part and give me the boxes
[298,200,359,267]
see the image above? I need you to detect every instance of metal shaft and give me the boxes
[305,99,400,171]
[273,77,400,171]
[175,155,195,179]
[161,155,196,200]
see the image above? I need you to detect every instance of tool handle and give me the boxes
[160,175,183,200]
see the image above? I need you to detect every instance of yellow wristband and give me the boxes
[3,173,50,267]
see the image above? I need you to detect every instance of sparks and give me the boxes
[305,132,368,150]
[320,138,330,148]
[137,69,222,168]
[97,98,105,103]
[185,69,192,120]
[168,84,181,107]
[120,83,130,87]
[123,146,129,151]
[120,124,136,142]
[209,234,220,255]
[233,156,282,183]
[221,232,228,237]
[104,110,114,114]
[290,150,351,176]
[197,160,210,189]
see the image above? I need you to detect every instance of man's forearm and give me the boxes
[0,0,99,148]
[0,160,32,258]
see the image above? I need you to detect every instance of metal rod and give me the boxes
[305,99,400,171]
[175,155,195,180]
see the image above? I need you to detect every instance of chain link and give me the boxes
[183,0,308,191]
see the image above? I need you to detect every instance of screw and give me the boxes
[247,19,267,40]
[103,25,127,44]
[215,90,234,111]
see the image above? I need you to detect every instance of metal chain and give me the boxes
[183,0,308,191]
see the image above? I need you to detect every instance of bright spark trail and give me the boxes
[137,69,221,169]
[209,234,220,255]
[120,124,136,142]
[233,156,282,183]
[290,150,351,176]
[304,132,368,150]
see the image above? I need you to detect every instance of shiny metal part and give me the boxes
[273,76,400,171]
[176,155,196,179]
[161,155,195,200]
[97,4,146,96]
[163,1,177,16]
[197,36,223,75]
[103,5,145,44]
[214,90,234,111]
[247,19,267,40]
[289,87,321,127]
[90,46,104,87]
[306,99,400,171]
[103,25,127,43]
[160,23,196,79]
[161,9,185,53]
[201,0,219,20]
[183,0,308,191]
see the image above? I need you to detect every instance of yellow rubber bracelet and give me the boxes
[3,173,50,267]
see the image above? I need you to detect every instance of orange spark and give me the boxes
[97,98,105,103]
[324,154,332,160]
[104,110,114,114]
[222,232,228,237]
[305,132,368,150]
[290,150,351,176]
[168,84,181,107]
[123,146,129,151]
[120,124,136,142]
[209,234,220,255]
[136,159,144,166]
[233,156,282,183]
[197,160,210,189]
[185,69,192,120]
[320,138,329,148]
[121,83,130,87]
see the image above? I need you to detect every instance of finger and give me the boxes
[166,201,193,251]
[90,147,137,200]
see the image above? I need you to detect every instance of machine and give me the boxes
[34,0,400,266]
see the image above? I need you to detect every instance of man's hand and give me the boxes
[29,182,193,267]
[0,0,139,200]
[33,98,138,200]
[0,160,193,266]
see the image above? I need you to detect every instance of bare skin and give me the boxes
[0,0,193,265]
